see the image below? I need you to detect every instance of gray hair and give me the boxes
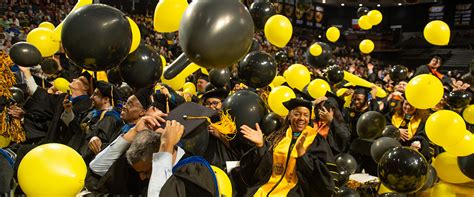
[126,129,161,165]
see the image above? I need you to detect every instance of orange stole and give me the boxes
[254,126,318,197]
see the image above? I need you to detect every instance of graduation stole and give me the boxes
[391,113,421,140]
[255,126,317,197]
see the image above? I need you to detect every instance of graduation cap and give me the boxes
[293,88,314,101]
[95,80,122,106]
[134,87,154,110]
[283,98,313,112]
[201,88,229,101]
[198,74,209,82]
[166,102,217,155]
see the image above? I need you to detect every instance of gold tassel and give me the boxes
[184,110,237,141]
[0,51,26,143]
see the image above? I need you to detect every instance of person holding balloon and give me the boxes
[239,97,336,196]
[388,99,433,161]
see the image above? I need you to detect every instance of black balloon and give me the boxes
[378,147,429,194]
[222,90,267,130]
[9,87,25,104]
[357,7,369,18]
[370,137,402,163]
[40,58,59,75]
[118,83,134,99]
[381,125,401,140]
[335,169,350,187]
[306,42,332,68]
[118,44,162,89]
[163,53,192,80]
[389,65,408,82]
[249,0,276,30]
[250,38,260,52]
[335,186,360,197]
[62,4,132,71]
[274,50,288,63]
[9,42,42,67]
[238,51,277,88]
[209,68,231,88]
[420,166,438,191]
[204,83,216,92]
[326,65,344,84]
[260,112,282,135]
[458,153,474,179]
[107,67,123,85]
[335,153,358,174]
[447,90,471,109]
[357,111,386,139]
[179,0,254,69]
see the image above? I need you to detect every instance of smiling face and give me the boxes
[121,95,146,123]
[402,100,416,115]
[288,106,310,132]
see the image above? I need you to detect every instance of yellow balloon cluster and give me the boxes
[307,79,331,99]
[268,86,296,116]
[127,17,141,54]
[309,43,322,56]
[285,64,310,91]
[405,74,443,109]
[425,110,467,147]
[358,15,372,30]
[18,143,87,196]
[424,20,450,46]
[359,39,374,54]
[326,27,340,43]
[27,27,60,57]
[444,132,474,157]
[264,15,293,48]
[432,152,472,184]
[154,0,188,33]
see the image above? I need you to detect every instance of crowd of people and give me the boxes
[1,1,474,197]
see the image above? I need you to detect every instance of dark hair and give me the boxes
[314,101,344,123]
[266,117,290,152]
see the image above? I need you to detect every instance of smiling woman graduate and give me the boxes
[239,98,336,197]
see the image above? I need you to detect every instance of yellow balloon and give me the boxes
[444,133,474,157]
[432,152,472,184]
[127,17,141,54]
[270,75,286,88]
[27,28,60,57]
[307,79,331,99]
[183,82,197,95]
[53,78,71,93]
[18,143,87,196]
[51,0,93,42]
[283,70,289,79]
[405,74,444,109]
[462,105,474,124]
[425,110,467,147]
[160,55,167,67]
[378,183,394,194]
[367,10,383,25]
[211,166,232,197]
[201,68,209,75]
[0,135,10,148]
[309,43,322,56]
[424,20,450,46]
[268,86,296,116]
[359,39,374,54]
[343,71,387,98]
[264,15,293,48]
[96,71,108,82]
[153,0,188,32]
[285,64,310,91]
[427,181,456,197]
[38,22,55,30]
[358,15,372,30]
[326,26,340,42]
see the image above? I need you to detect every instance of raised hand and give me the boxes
[295,132,308,157]
[160,120,185,153]
[240,123,264,148]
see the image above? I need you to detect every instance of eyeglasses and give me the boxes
[204,101,221,107]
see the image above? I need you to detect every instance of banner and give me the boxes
[428,5,445,20]
[454,3,472,26]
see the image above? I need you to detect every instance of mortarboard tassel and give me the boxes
[183,110,237,141]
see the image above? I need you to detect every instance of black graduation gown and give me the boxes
[204,135,241,170]
[322,120,351,156]
[240,135,336,197]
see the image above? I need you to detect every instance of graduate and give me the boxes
[344,85,380,141]
[239,97,336,196]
